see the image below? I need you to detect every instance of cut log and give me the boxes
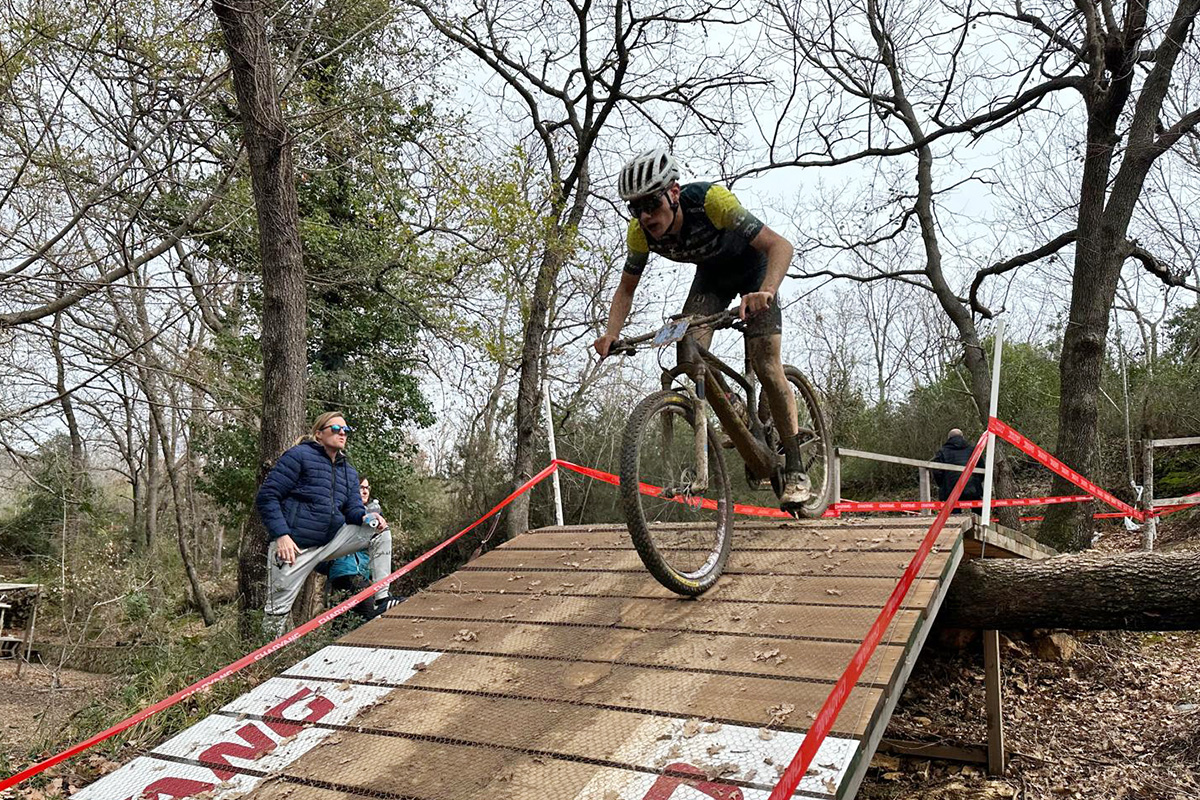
[940,550,1200,630]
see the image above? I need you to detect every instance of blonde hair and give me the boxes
[311,411,346,438]
[292,411,347,446]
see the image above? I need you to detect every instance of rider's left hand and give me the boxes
[739,291,774,320]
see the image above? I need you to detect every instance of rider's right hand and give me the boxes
[593,334,618,358]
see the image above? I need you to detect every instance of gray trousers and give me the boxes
[263,523,392,636]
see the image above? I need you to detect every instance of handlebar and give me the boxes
[608,309,743,357]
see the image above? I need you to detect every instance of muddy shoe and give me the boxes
[778,470,813,514]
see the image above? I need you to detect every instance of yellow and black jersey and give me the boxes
[623,182,766,281]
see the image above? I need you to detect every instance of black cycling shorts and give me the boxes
[681,263,782,339]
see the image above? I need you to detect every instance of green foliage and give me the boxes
[193,0,441,529]
[194,421,260,528]
[0,436,94,558]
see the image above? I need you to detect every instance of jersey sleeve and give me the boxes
[623,217,650,276]
[704,184,764,241]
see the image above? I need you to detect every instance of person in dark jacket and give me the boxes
[318,476,385,620]
[930,428,984,507]
[255,411,400,636]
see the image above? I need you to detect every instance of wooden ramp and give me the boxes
[75,516,977,800]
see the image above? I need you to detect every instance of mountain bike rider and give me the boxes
[592,148,812,511]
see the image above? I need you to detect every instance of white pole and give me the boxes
[544,382,564,526]
[981,320,1005,529]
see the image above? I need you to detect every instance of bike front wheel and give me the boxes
[619,390,734,596]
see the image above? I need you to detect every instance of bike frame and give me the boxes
[664,333,779,483]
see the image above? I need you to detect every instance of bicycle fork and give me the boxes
[660,340,710,498]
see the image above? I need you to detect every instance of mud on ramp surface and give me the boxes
[75,517,969,800]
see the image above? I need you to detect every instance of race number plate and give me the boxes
[651,317,690,347]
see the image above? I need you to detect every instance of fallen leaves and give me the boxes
[767,702,795,725]
[751,648,790,665]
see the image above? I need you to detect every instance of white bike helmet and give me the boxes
[618,148,680,200]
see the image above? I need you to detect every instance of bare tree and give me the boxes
[402,0,760,537]
[759,0,1029,524]
[756,0,1200,547]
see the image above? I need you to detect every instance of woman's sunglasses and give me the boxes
[323,424,354,435]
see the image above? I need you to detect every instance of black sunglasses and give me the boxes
[323,424,354,435]
[627,190,665,217]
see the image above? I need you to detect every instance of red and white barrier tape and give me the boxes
[0,462,559,794]
[988,418,1144,520]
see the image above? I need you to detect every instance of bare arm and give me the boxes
[594,270,641,356]
[751,224,794,297]
[740,224,794,318]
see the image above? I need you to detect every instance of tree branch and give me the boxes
[969,229,1078,317]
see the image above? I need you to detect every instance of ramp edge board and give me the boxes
[964,518,1059,560]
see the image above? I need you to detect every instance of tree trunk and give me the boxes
[146,412,159,548]
[941,550,1200,630]
[506,242,566,539]
[878,29,1024,532]
[146,390,216,626]
[50,310,87,546]
[214,0,308,637]
[506,171,589,539]
[1039,2,1198,550]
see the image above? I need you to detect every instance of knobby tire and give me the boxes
[619,390,734,596]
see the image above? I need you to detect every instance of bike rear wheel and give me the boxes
[619,390,734,596]
[760,366,835,517]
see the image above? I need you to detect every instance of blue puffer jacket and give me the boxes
[255,441,367,548]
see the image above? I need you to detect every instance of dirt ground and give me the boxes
[858,516,1200,800]
[0,659,120,798]
[0,660,114,756]
[856,628,1200,800]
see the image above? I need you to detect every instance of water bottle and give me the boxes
[365,514,380,529]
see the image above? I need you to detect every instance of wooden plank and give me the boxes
[261,729,837,800]
[984,630,1006,775]
[964,522,1057,561]
[423,569,943,609]
[529,517,944,536]
[384,591,924,642]
[878,739,988,764]
[1152,495,1200,507]
[282,651,881,739]
[468,547,954,578]
[1149,436,1200,448]
[836,448,986,474]
[340,616,905,686]
[503,525,935,552]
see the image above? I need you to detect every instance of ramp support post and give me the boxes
[918,467,932,516]
[984,629,1007,775]
[1141,439,1156,550]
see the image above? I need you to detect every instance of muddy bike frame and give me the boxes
[612,310,781,492]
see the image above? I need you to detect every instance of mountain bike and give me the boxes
[609,309,834,595]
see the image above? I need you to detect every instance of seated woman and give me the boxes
[255,412,402,636]
[319,476,395,619]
